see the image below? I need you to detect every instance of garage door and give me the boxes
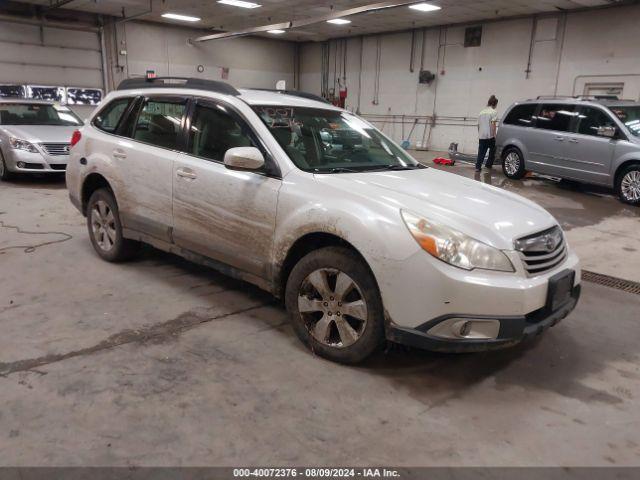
[0,19,104,117]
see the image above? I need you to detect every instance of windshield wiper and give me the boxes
[313,167,360,174]
[371,164,426,171]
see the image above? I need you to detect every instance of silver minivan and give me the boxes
[497,97,640,205]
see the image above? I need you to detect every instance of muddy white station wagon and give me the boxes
[67,77,581,363]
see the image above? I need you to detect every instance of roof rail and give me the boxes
[117,77,240,96]
[535,95,577,100]
[250,88,331,104]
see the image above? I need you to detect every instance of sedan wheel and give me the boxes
[90,200,117,252]
[298,268,368,348]
[620,170,640,203]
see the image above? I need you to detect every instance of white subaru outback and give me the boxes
[66,77,581,364]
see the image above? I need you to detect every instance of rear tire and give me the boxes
[0,151,14,181]
[86,188,140,262]
[502,148,526,180]
[285,246,385,364]
[616,164,640,206]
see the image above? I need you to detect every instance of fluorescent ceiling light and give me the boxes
[267,29,286,34]
[327,18,352,25]
[217,0,262,8]
[409,2,441,12]
[161,13,201,22]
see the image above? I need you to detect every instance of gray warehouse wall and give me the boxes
[300,3,640,154]
[106,21,296,92]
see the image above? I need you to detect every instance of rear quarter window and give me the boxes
[503,104,537,127]
[93,97,134,134]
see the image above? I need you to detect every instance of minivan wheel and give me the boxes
[617,165,640,206]
[285,246,385,364]
[86,188,140,262]
[502,148,526,179]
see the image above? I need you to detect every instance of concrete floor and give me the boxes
[1,170,640,467]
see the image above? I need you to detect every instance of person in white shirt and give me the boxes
[476,95,499,171]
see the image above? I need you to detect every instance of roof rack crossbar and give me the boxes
[117,77,240,96]
[250,88,331,105]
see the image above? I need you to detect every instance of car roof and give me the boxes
[515,97,640,107]
[0,99,56,105]
[237,89,341,110]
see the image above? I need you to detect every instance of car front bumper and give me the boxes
[387,283,580,352]
[4,147,69,173]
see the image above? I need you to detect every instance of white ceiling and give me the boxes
[22,0,621,41]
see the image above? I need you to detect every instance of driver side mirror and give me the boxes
[224,147,265,171]
[596,126,617,138]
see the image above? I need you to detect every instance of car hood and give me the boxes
[1,125,77,143]
[314,167,558,250]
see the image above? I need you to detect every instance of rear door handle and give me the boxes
[176,168,197,180]
[554,136,565,142]
[568,138,579,143]
[113,149,127,159]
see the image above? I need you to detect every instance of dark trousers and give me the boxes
[476,138,496,170]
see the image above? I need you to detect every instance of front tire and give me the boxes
[0,151,14,181]
[502,148,526,179]
[86,188,140,262]
[285,246,385,364]
[616,165,640,206]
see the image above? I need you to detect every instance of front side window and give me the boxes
[253,106,423,173]
[503,104,536,127]
[576,107,617,137]
[535,104,576,132]
[608,106,640,137]
[133,98,186,150]
[94,97,133,133]
[0,102,83,126]
[189,103,255,162]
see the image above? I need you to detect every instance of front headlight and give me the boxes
[9,137,39,153]
[401,210,515,272]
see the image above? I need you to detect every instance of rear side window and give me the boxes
[535,104,576,132]
[94,97,133,133]
[503,104,536,126]
[133,98,187,150]
[189,103,255,162]
[576,107,617,137]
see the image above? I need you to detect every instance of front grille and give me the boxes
[40,143,71,156]
[515,226,567,276]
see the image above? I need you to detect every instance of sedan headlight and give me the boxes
[401,210,514,272]
[9,137,39,153]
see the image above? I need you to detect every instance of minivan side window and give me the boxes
[503,104,537,127]
[93,97,133,134]
[535,104,576,132]
[133,97,187,150]
[576,107,617,137]
[188,103,255,162]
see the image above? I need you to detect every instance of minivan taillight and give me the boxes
[70,130,82,147]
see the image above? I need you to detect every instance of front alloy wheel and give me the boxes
[620,169,640,204]
[298,268,368,348]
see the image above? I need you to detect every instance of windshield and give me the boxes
[0,103,83,127]
[253,106,424,173]
[608,106,640,137]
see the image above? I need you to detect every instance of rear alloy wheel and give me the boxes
[617,166,640,206]
[502,148,526,179]
[285,246,385,364]
[86,188,140,262]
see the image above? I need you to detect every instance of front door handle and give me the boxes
[568,138,579,143]
[176,168,197,180]
[554,136,565,142]
[113,149,127,159]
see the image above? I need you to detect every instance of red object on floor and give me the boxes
[433,157,455,166]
